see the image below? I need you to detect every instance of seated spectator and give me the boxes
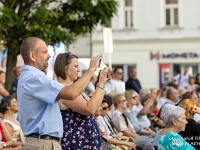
[178,88,187,100]
[195,73,200,90]
[103,95,114,118]
[111,94,155,150]
[132,90,157,131]
[0,120,22,149]
[177,99,200,149]
[181,91,198,104]
[124,90,156,136]
[195,91,200,124]
[179,91,200,124]
[94,106,113,150]
[158,87,179,118]
[157,105,195,150]
[157,86,168,110]
[187,76,196,92]
[1,96,25,143]
[150,88,157,95]
[140,94,163,131]
[96,99,136,150]
[150,88,159,115]
[139,89,151,98]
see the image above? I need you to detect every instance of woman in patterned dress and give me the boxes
[157,105,195,150]
[54,52,108,150]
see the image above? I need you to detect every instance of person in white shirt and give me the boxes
[174,66,191,89]
[157,86,168,109]
[111,94,155,150]
[159,87,179,117]
[96,100,136,149]
[109,67,125,95]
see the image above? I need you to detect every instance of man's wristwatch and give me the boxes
[3,143,6,148]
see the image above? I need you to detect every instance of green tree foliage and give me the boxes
[0,0,118,91]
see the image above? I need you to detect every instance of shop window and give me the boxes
[124,0,133,28]
[165,0,179,26]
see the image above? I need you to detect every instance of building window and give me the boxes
[124,0,133,28]
[165,0,178,26]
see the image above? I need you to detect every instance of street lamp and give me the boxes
[103,27,113,70]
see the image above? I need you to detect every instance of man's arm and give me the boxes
[58,54,103,100]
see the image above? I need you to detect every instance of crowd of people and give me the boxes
[0,37,200,150]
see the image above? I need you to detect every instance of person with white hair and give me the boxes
[157,105,195,150]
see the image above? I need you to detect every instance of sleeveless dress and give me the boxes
[3,119,24,142]
[61,95,102,150]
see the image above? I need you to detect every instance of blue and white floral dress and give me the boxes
[60,95,102,150]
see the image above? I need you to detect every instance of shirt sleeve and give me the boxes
[174,74,180,84]
[193,114,200,122]
[25,75,64,104]
[96,117,106,133]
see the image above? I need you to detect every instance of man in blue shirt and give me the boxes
[125,67,142,94]
[17,37,102,150]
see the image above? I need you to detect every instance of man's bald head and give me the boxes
[20,37,44,64]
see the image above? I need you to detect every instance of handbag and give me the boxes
[110,136,134,150]
[19,129,26,143]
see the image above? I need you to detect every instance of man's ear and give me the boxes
[29,52,36,62]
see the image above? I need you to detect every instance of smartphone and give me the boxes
[99,59,101,67]
[107,68,111,79]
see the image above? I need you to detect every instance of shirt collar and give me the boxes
[22,65,45,75]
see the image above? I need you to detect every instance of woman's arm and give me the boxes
[58,87,104,116]
[4,123,13,138]
[1,121,12,147]
[0,86,9,97]
[58,55,102,100]
[4,122,24,147]
[58,68,108,116]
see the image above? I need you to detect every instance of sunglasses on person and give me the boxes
[117,72,123,75]
[66,52,74,58]
[102,106,109,110]
[132,96,139,99]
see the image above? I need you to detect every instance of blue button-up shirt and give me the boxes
[17,65,64,138]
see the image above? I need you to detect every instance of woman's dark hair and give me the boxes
[195,73,200,84]
[0,95,14,114]
[176,91,195,106]
[54,52,78,80]
[103,95,113,109]
[0,70,5,76]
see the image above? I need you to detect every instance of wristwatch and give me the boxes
[3,143,6,148]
